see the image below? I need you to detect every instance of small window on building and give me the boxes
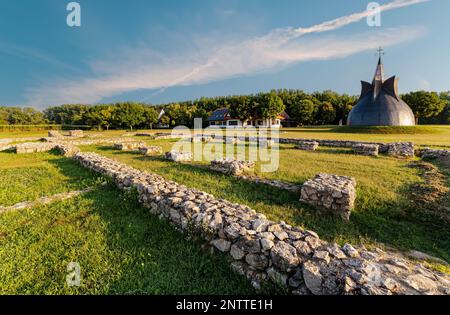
[228,120,238,126]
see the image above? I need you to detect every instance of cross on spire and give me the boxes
[376,47,385,59]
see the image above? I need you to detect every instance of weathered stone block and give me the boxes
[300,173,356,220]
[114,142,145,151]
[210,158,255,176]
[139,146,163,156]
[353,144,379,157]
[165,151,193,162]
[386,142,414,158]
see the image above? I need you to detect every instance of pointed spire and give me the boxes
[372,48,385,100]
[373,56,385,83]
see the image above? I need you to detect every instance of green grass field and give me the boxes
[79,139,450,265]
[0,151,266,294]
[1,125,449,147]
[0,125,449,293]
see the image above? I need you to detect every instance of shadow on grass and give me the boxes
[78,184,277,294]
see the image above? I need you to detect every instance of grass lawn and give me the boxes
[0,151,103,207]
[0,151,273,294]
[0,126,449,293]
[0,184,261,294]
[1,125,449,147]
[79,138,450,267]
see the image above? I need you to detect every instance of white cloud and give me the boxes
[24,0,428,107]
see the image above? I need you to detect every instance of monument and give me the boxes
[347,48,415,126]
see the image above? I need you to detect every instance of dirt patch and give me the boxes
[408,161,450,223]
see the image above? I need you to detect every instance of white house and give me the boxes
[207,108,288,128]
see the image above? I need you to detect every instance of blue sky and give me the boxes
[0,0,449,108]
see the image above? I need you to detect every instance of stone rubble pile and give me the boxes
[353,144,379,157]
[113,142,146,151]
[300,174,357,221]
[297,141,319,151]
[165,151,193,162]
[210,158,255,176]
[139,146,163,156]
[72,152,450,295]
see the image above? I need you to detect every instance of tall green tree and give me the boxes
[401,91,446,124]
[257,92,285,119]
[290,99,316,126]
[316,102,336,125]
[111,102,147,130]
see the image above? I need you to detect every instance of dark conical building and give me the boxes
[347,56,415,126]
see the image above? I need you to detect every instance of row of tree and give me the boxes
[1,90,448,129]
[0,107,46,125]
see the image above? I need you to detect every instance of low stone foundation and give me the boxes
[14,142,57,154]
[300,174,356,221]
[72,152,450,295]
[297,141,319,151]
[114,142,145,151]
[210,158,255,176]
[139,146,163,156]
[165,151,193,162]
[278,138,415,158]
[353,144,379,157]
[54,144,80,157]
[418,148,450,161]
[385,142,415,158]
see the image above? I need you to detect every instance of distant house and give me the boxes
[207,108,287,128]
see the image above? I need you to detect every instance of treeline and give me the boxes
[0,106,46,125]
[1,89,449,129]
